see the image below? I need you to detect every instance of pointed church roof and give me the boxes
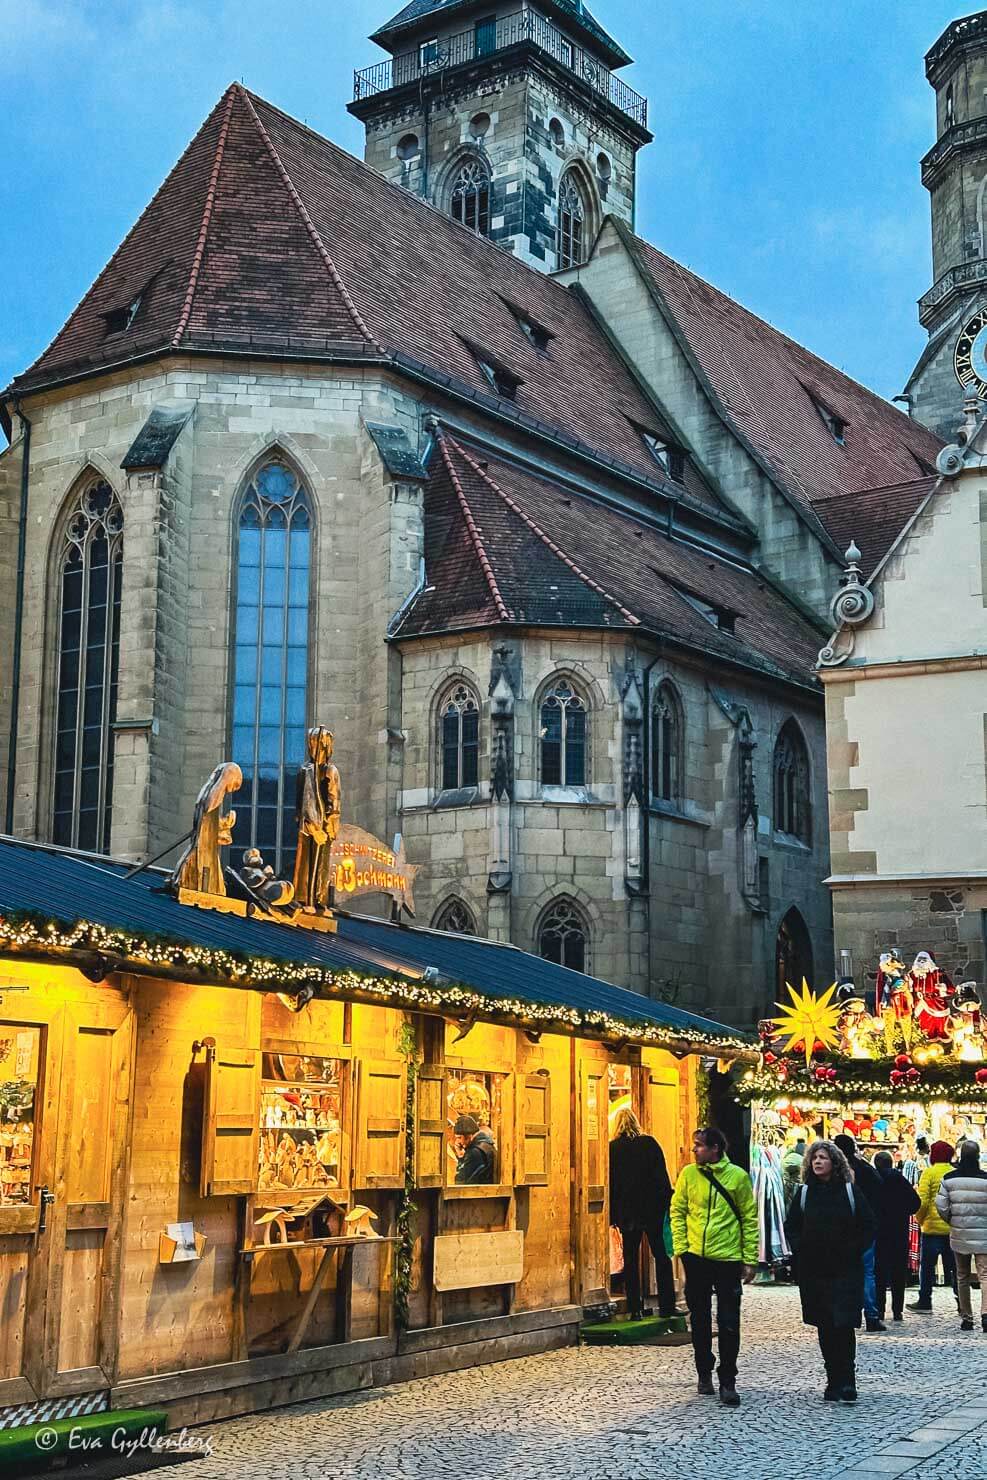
[395,432,824,689]
[612,220,944,546]
[8,85,739,535]
[370,0,632,68]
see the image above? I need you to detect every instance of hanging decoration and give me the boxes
[739,951,987,1105]
[771,979,842,1068]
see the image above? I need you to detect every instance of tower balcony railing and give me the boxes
[921,115,987,185]
[353,9,648,130]
[926,12,987,78]
[918,257,987,326]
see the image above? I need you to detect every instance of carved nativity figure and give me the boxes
[292,726,342,912]
[171,762,243,898]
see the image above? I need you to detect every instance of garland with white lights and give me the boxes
[0,909,753,1057]
[736,1062,987,1107]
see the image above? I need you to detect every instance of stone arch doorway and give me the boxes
[776,906,814,1000]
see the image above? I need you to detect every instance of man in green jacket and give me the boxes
[670,1126,758,1406]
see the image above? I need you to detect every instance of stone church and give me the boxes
[0,1,945,1028]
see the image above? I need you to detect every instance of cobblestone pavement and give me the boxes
[131,1287,987,1480]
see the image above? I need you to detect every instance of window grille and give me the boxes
[557,173,585,269]
[451,159,491,236]
[538,898,587,972]
[440,684,480,790]
[540,680,586,787]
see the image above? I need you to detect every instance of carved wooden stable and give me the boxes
[0,839,751,1430]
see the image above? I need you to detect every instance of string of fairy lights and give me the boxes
[0,909,753,1056]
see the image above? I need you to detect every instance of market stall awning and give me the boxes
[0,837,752,1056]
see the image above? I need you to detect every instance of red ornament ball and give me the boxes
[975,1068,987,1084]
[889,1070,904,1087]
[894,1054,912,1071]
[905,1068,921,1083]
[763,1052,777,1066]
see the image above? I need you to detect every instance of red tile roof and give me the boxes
[619,224,943,536]
[811,477,937,579]
[9,85,729,529]
[398,433,824,688]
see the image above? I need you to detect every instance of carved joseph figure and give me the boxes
[293,727,342,910]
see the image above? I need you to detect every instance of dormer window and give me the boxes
[640,430,685,482]
[459,336,523,400]
[103,293,143,337]
[420,36,441,70]
[814,399,847,445]
[673,583,738,635]
[500,298,554,355]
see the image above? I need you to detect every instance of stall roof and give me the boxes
[0,837,751,1054]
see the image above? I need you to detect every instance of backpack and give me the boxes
[800,1183,855,1214]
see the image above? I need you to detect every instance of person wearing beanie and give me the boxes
[452,1115,495,1185]
[936,1140,987,1331]
[833,1133,883,1332]
[909,1140,956,1311]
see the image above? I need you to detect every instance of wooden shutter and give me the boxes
[354,1059,407,1189]
[517,1071,550,1187]
[646,1067,680,1179]
[415,1065,446,1188]
[200,1045,260,1197]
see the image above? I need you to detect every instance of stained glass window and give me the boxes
[231,461,311,872]
[538,898,587,973]
[651,682,682,804]
[557,172,585,270]
[432,899,478,935]
[540,679,586,787]
[451,159,491,236]
[53,481,123,852]
[773,719,811,842]
[439,683,480,790]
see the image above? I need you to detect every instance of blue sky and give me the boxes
[0,1,970,411]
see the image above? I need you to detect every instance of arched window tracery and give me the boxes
[651,681,683,804]
[231,460,312,871]
[432,898,478,935]
[451,159,491,236]
[538,898,588,973]
[438,682,480,791]
[52,479,124,851]
[557,171,587,269]
[773,719,811,843]
[539,678,587,787]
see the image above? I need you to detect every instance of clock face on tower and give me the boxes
[954,307,987,395]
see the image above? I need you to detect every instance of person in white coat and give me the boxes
[936,1140,987,1332]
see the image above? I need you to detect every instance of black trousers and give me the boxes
[817,1323,855,1387]
[875,1247,908,1320]
[683,1254,742,1385]
[620,1225,677,1316]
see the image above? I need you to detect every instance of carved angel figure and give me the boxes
[292,727,342,910]
[171,763,243,897]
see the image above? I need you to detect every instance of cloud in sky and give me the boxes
[0,0,971,402]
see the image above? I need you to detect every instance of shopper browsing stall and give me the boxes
[784,1140,875,1404]
[834,1133,884,1332]
[910,1140,957,1311]
[872,1151,920,1322]
[608,1108,677,1319]
[936,1139,987,1332]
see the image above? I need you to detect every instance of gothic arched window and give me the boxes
[540,678,586,787]
[773,719,811,843]
[651,681,683,804]
[451,159,491,236]
[557,171,586,269]
[538,898,588,973]
[439,682,480,791]
[432,898,478,935]
[231,460,312,871]
[52,480,124,851]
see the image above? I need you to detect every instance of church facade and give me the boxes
[0,4,945,1028]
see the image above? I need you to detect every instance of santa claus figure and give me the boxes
[909,951,953,1040]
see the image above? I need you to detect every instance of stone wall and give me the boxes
[0,432,24,828]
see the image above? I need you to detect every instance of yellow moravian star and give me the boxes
[771,979,842,1069]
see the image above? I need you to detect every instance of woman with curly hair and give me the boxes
[784,1139,875,1403]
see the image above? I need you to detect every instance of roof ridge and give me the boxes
[171,86,236,349]
[448,437,640,626]
[434,430,512,622]
[239,88,379,350]
[18,88,238,383]
[243,89,587,310]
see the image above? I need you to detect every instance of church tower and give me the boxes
[348,2,651,272]
[907,11,987,436]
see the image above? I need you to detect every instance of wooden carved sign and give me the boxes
[330,826,418,915]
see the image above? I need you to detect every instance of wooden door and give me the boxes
[575,1060,608,1304]
[645,1066,682,1182]
[0,994,133,1405]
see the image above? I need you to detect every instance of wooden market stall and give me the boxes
[0,833,752,1431]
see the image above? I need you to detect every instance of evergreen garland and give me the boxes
[394,1021,418,1331]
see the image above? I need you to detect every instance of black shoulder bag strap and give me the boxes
[699,1166,743,1225]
